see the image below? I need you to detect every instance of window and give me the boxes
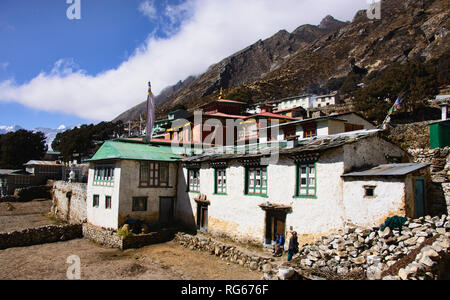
[246,167,267,196]
[132,197,147,212]
[93,165,115,187]
[304,126,317,138]
[93,195,99,208]
[296,164,316,197]
[188,169,200,192]
[215,169,227,194]
[105,196,112,209]
[364,186,376,197]
[139,161,169,187]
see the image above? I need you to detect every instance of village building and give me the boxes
[260,112,376,142]
[0,169,34,196]
[175,130,431,246]
[24,160,64,182]
[86,140,184,230]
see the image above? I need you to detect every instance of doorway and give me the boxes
[159,197,175,228]
[196,203,208,232]
[264,211,286,245]
[414,178,426,218]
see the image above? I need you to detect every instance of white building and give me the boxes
[86,140,183,230]
[176,130,430,246]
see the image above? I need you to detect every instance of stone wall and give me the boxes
[82,223,177,250]
[52,181,87,224]
[174,233,277,274]
[0,185,52,203]
[0,224,82,250]
[265,215,449,280]
[409,147,450,215]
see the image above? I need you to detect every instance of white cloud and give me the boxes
[139,0,158,21]
[0,0,370,121]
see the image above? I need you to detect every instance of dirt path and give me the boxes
[0,239,262,280]
[0,200,59,232]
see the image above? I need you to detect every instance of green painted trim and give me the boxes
[246,193,269,198]
[293,195,318,199]
[244,166,268,196]
[213,193,228,196]
[214,168,227,195]
[189,191,201,194]
[295,163,317,198]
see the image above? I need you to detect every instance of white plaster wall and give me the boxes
[118,160,178,227]
[317,121,330,136]
[86,162,121,230]
[336,113,376,130]
[343,178,406,227]
[177,147,347,244]
[343,136,408,173]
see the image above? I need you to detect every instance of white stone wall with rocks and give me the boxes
[52,181,87,224]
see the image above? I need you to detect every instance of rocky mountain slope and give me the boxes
[114,15,347,122]
[115,0,449,122]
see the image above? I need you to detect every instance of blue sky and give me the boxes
[0,0,370,130]
[0,0,183,128]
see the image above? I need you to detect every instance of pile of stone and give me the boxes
[268,215,449,280]
[175,233,278,273]
[385,234,449,280]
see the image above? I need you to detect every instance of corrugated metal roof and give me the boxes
[88,140,184,162]
[342,163,430,177]
[24,161,63,166]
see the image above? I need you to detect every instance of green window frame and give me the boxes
[245,166,268,196]
[132,197,148,212]
[188,169,200,192]
[139,161,169,188]
[296,163,316,198]
[214,168,227,195]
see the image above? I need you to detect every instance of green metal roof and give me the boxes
[88,140,184,162]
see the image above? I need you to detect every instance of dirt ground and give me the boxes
[0,200,60,233]
[0,238,262,280]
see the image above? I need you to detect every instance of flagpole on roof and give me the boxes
[146,81,155,141]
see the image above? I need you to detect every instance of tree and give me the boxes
[0,130,47,169]
[52,121,124,162]
[352,58,439,124]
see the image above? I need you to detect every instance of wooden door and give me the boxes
[414,178,426,218]
[159,197,174,227]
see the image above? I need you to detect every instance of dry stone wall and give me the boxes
[175,233,278,274]
[266,215,449,280]
[0,224,82,250]
[52,181,87,224]
[409,147,450,215]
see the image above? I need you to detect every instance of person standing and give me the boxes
[287,231,299,261]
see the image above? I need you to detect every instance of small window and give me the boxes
[132,197,148,212]
[93,195,99,208]
[105,196,112,209]
[296,164,316,197]
[188,169,200,192]
[364,186,376,197]
[215,168,227,194]
[246,167,267,196]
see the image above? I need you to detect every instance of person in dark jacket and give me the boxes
[287,231,299,261]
